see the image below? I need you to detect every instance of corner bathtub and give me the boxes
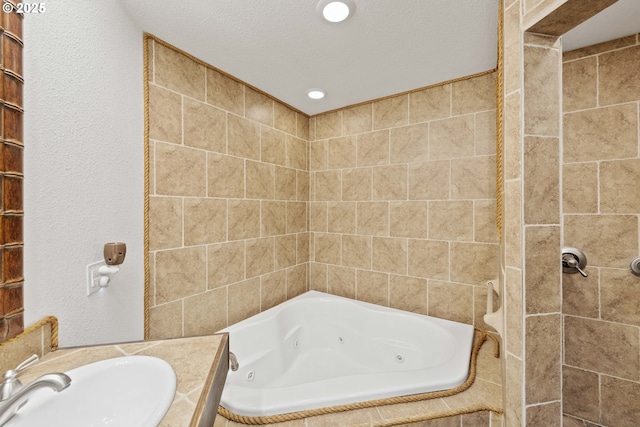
[218,291,475,417]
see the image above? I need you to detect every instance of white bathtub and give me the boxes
[218,291,475,417]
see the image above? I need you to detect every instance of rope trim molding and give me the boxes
[143,35,150,341]
[218,329,501,425]
[495,0,505,241]
[0,315,59,352]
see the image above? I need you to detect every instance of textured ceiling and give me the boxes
[118,0,640,116]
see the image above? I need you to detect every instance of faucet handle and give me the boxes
[1,354,39,400]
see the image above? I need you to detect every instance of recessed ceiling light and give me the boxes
[307,89,325,100]
[317,0,355,23]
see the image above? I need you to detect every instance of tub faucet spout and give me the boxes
[229,352,239,371]
[0,373,71,426]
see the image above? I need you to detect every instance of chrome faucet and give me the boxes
[0,355,71,426]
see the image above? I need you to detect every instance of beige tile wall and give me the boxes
[147,38,310,339]
[562,33,640,426]
[308,73,499,325]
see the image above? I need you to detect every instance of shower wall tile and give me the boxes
[523,136,559,224]
[342,168,372,201]
[275,166,296,201]
[183,98,226,152]
[148,85,182,144]
[562,366,599,423]
[429,115,475,160]
[327,202,356,234]
[373,95,408,129]
[407,160,450,200]
[207,154,244,198]
[227,114,261,160]
[562,56,597,112]
[155,247,206,305]
[451,156,495,199]
[245,87,273,126]
[315,110,341,140]
[523,45,559,136]
[525,402,561,427]
[428,200,473,241]
[475,110,497,156]
[601,375,640,426]
[598,44,640,106]
[562,162,598,213]
[563,104,638,163]
[154,43,205,101]
[342,103,372,135]
[356,270,389,306]
[207,241,245,288]
[389,275,427,314]
[155,143,206,196]
[227,278,260,325]
[409,84,450,123]
[261,269,287,310]
[562,266,598,319]
[451,73,496,115]
[600,268,640,325]
[274,102,296,135]
[148,196,182,251]
[328,136,357,169]
[261,127,287,166]
[183,198,227,245]
[389,123,429,164]
[524,225,560,314]
[525,314,561,404]
[372,165,407,200]
[599,158,640,213]
[357,130,390,166]
[356,201,388,236]
[390,201,428,239]
[327,265,355,299]
[428,281,473,324]
[183,288,227,336]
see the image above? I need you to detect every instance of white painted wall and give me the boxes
[23,0,145,347]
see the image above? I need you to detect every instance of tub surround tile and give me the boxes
[524,44,560,136]
[342,104,373,136]
[261,201,286,236]
[155,142,206,196]
[275,166,296,200]
[261,270,287,311]
[342,235,372,270]
[524,226,560,314]
[562,267,598,319]
[525,314,561,404]
[184,198,227,245]
[562,366,600,423]
[328,136,357,169]
[342,168,373,201]
[428,281,473,324]
[390,123,429,164]
[228,200,261,240]
[429,115,475,160]
[504,92,522,181]
[408,160,450,201]
[506,268,523,357]
[357,130,390,167]
[562,162,598,213]
[148,85,182,144]
[262,127,287,166]
[184,288,227,336]
[449,242,498,285]
[227,114,261,160]
[148,197,182,251]
[208,241,245,288]
[373,165,407,200]
[245,87,273,127]
[315,111,341,140]
[207,153,245,198]
[206,68,244,116]
[228,278,260,326]
[475,110,497,156]
[372,237,407,275]
[286,264,307,298]
[183,97,226,152]
[525,402,561,427]
[154,42,205,101]
[274,102,297,135]
[310,140,328,171]
[409,84,451,123]
[328,202,356,234]
[599,158,640,213]
[451,156,495,200]
[523,137,559,224]
[357,202,389,236]
[297,113,310,140]
[373,95,408,130]
[474,200,498,243]
[245,238,275,278]
[155,247,206,304]
[408,239,449,280]
[390,201,428,239]
[451,73,496,115]
[389,275,427,314]
[428,201,473,241]
[286,135,307,170]
[601,375,640,426]
[328,265,356,299]
[287,202,307,233]
[315,170,341,201]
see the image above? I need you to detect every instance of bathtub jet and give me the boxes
[218,291,475,417]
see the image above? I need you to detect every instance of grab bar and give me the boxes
[483,279,503,338]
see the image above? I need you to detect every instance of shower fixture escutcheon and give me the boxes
[562,247,588,277]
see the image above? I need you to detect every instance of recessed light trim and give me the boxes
[317,0,355,23]
[307,89,325,100]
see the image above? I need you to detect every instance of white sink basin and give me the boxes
[6,355,176,427]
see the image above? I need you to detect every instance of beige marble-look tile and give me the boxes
[601,374,640,426]
[525,314,561,404]
[207,241,245,289]
[245,238,275,278]
[314,233,341,265]
[262,201,286,237]
[328,136,357,169]
[409,84,451,123]
[376,399,450,421]
[159,398,195,427]
[155,142,206,197]
[563,34,638,61]
[227,114,260,161]
[428,200,473,241]
[327,265,356,299]
[562,266,599,319]
[149,85,182,144]
[523,136,559,224]
[505,267,523,357]
[184,288,227,336]
[274,102,296,136]
[372,237,407,275]
[342,103,373,135]
[342,167,372,202]
[524,226,560,314]
[206,68,244,116]
[309,140,327,171]
[286,135,307,171]
[184,198,227,245]
[524,45,560,137]
[475,338,501,385]
[341,234,371,270]
[562,366,600,423]
[601,268,640,326]
[327,201,356,234]
[474,200,498,243]
[356,270,389,306]
[475,110,497,156]
[228,278,260,325]
[306,408,379,427]
[390,201,428,238]
[357,201,389,236]
[245,87,273,126]
[504,91,522,181]
[451,73,496,115]
[261,127,287,166]
[599,44,640,106]
[408,160,450,201]
[450,242,498,285]
[287,264,308,297]
[504,2,522,95]
[315,110,341,140]
[373,165,407,200]
[562,56,597,112]
[565,315,640,381]
[563,162,598,213]
[286,201,307,234]
[429,115,475,160]
[261,269,287,310]
[183,97,226,152]
[525,402,561,427]
[297,232,309,264]
[309,202,327,232]
[390,123,429,164]
[297,170,309,202]
[461,411,491,427]
[155,247,206,304]
[373,95,408,129]
[408,239,449,280]
[357,130,390,167]
[207,153,244,198]
[564,104,638,163]
[389,275,427,314]
[149,196,182,251]
[505,354,523,427]
[275,166,296,201]
[314,170,341,201]
[246,160,275,200]
[228,200,261,240]
[428,281,473,324]
[309,262,328,292]
[154,43,205,101]
[564,214,638,268]
[504,180,522,268]
[451,156,495,200]
[600,159,640,213]
[297,112,309,140]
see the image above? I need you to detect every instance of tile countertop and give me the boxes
[18,333,229,427]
